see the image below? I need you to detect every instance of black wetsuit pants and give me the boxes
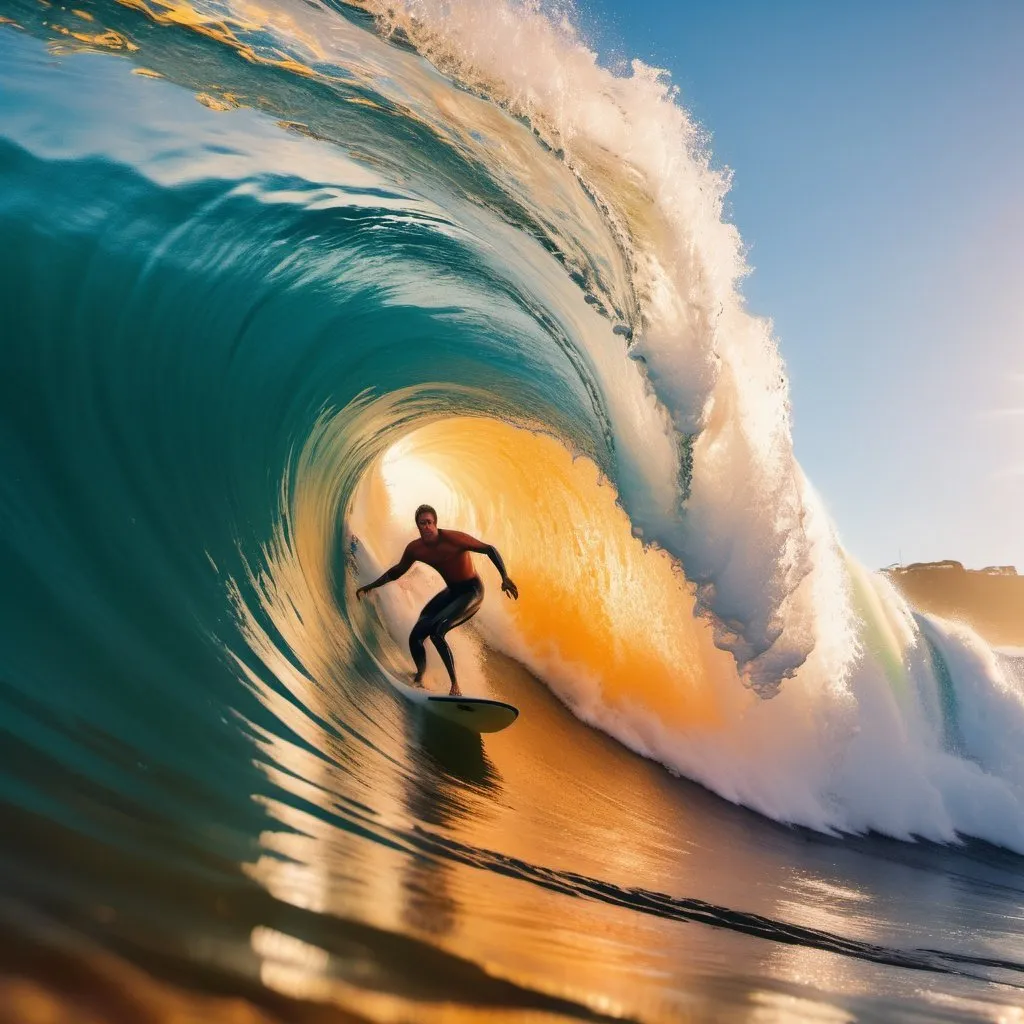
[409,577,484,684]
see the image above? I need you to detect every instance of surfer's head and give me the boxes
[414,504,439,542]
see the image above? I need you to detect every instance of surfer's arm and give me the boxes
[448,532,519,600]
[356,546,415,599]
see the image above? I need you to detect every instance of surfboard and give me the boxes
[387,674,519,733]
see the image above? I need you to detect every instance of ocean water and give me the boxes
[1,1,1024,1020]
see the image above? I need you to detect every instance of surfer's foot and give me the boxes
[410,673,424,688]
[448,683,462,697]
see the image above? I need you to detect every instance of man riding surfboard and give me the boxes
[356,505,519,696]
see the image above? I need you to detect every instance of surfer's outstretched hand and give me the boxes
[501,576,519,600]
[355,585,369,601]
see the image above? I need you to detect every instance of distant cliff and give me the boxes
[883,561,1024,647]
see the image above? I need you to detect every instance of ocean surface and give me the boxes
[2,1,1024,1020]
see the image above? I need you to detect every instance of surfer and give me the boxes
[356,505,519,696]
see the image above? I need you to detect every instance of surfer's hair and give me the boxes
[414,504,437,524]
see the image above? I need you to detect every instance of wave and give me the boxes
[1,0,1023,860]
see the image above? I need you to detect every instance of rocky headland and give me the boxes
[883,561,1023,648]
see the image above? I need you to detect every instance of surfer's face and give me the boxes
[416,512,439,542]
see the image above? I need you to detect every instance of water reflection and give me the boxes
[401,715,502,938]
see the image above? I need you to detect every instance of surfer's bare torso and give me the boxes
[398,530,483,586]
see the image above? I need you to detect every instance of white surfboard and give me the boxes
[387,674,519,733]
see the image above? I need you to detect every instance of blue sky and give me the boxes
[579,0,1024,570]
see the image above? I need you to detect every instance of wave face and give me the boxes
[2,0,1024,903]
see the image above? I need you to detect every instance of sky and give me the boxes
[579,0,1024,571]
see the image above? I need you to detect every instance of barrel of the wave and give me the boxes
[353,417,732,734]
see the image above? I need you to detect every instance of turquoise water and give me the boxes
[2,2,1024,1019]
